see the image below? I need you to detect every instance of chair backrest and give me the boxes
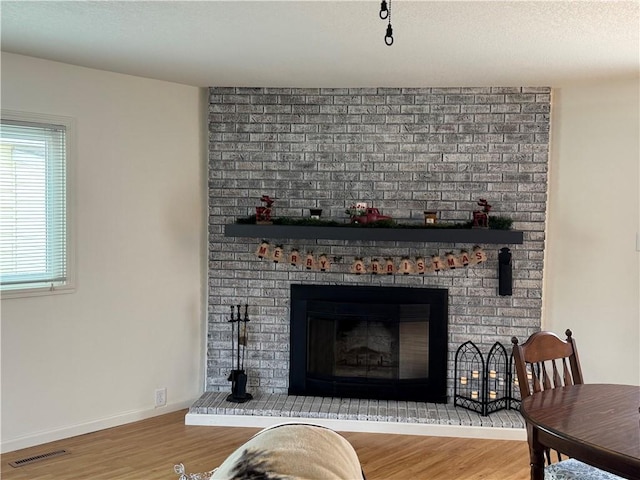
[511,329,584,398]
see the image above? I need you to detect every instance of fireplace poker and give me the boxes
[240,304,250,371]
[227,305,236,381]
[236,304,241,372]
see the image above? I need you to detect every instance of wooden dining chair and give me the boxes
[511,329,583,399]
[511,330,624,480]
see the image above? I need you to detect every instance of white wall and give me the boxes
[544,77,640,385]
[0,53,207,452]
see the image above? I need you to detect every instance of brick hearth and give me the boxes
[187,392,525,440]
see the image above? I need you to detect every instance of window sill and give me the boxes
[1,285,76,300]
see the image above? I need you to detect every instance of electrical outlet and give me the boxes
[155,387,167,407]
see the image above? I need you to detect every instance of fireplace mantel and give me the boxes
[225,224,524,244]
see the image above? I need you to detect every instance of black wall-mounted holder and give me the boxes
[498,247,513,296]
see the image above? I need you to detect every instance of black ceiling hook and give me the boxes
[385,24,394,46]
[379,0,389,19]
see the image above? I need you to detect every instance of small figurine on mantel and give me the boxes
[424,211,438,225]
[472,198,491,229]
[346,203,393,225]
[255,195,275,224]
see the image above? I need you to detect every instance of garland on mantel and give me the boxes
[255,241,487,275]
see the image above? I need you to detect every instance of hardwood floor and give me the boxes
[1,409,531,479]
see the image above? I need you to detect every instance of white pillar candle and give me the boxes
[489,391,497,400]
[471,390,478,400]
[460,376,468,385]
[471,370,479,379]
[489,370,497,379]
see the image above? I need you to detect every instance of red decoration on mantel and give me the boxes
[256,195,275,224]
[472,198,491,229]
[348,207,392,225]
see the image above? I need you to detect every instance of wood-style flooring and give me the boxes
[1,409,531,479]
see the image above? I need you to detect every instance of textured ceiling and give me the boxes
[1,1,638,88]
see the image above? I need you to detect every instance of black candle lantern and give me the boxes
[454,341,518,416]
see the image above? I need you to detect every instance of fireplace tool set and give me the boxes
[227,304,252,403]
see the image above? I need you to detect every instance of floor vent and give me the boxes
[9,449,69,467]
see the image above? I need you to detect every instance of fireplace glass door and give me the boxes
[307,302,429,381]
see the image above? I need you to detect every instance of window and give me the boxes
[1,111,75,297]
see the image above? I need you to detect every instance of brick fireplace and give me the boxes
[206,86,549,402]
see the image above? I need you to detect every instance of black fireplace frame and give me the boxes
[289,284,448,403]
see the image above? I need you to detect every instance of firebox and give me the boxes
[289,284,448,403]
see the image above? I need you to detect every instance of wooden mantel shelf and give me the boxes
[224,224,524,244]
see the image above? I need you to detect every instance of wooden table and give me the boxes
[520,384,640,480]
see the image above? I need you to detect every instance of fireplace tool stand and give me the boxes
[227,304,252,403]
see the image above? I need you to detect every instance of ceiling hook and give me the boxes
[385,24,394,46]
[379,0,389,19]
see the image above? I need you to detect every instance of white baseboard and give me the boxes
[184,412,527,441]
[1,399,194,454]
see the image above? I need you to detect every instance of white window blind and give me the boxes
[1,114,71,293]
